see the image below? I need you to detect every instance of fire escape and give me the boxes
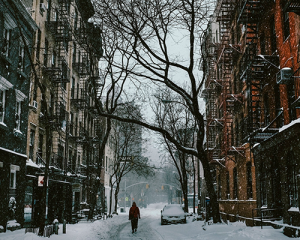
[202,18,220,163]
[41,0,72,172]
[215,0,238,160]
[284,0,300,15]
[70,18,101,177]
[237,0,280,145]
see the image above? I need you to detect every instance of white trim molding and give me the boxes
[15,89,27,102]
[0,75,13,91]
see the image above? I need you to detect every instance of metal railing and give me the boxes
[252,207,282,229]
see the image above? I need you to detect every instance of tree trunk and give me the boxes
[114,182,120,213]
[193,156,196,214]
[109,176,114,215]
[181,153,189,213]
[200,148,220,223]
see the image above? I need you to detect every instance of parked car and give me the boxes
[161,204,186,225]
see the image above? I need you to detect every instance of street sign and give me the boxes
[125,197,129,201]
[119,156,133,162]
[38,176,48,187]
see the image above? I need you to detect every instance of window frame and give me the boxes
[0,89,6,123]
[10,165,19,189]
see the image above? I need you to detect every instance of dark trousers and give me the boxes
[131,218,138,230]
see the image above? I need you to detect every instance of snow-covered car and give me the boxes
[161,204,186,225]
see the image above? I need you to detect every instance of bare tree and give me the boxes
[108,105,155,215]
[151,89,197,212]
[92,0,220,222]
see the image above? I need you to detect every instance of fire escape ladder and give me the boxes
[217,0,236,45]
[284,0,300,15]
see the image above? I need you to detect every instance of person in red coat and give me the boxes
[129,202,140,233]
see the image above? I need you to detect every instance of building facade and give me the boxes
[0,0,106,230]
[202,0,300,229]
[24,0,104,226]
[0,0,38,230]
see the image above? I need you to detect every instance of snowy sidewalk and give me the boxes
[0,203,292,240]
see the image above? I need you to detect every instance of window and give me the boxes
[0,89,6,123]
[73,43,76,64]
[15,100,21,130]
[261,161,267,206]
[10,165,19,189]
[44,38,49,66]
[62,61,68,83]
[29,129,35,160]
[2,28,11,57]
[74,9,78,30]
[233,167,238,199]
[271,157,281,207]
[0,77,12,124]
[106,156,108,171]
[226,171,230,199]
[15,89,26,132]
[38,133,43,154]
[70,112,74,135]
[58,144,64,169]
[287,151,298,207]
[51,51,56,67]
[270,18,277,53]
[260,33,265,55]
[69,149,72,168]
[36,29,41,60]
[283,12,290,40]
[18,41,25,71]
[264,93,270,125]
[247,162,253,199]
[71,77,75,99]
[274,85,283,128]
[72,152,77,172]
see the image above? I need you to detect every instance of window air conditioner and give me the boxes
[276,67,293,84]
[40,3,47,12]
[33,100,38,109]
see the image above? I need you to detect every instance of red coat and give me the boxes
[129,206,140,219]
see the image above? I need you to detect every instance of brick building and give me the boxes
[202,0,300,229]
[23,0,104,226]
[0,0,38,230]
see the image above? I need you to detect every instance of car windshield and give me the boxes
[163,205,184,214]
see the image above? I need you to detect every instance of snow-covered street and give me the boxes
[0,203,291,240]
